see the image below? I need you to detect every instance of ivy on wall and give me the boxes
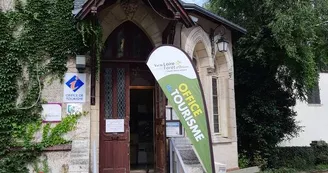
[0,0,88,172]
[78,20,103,77]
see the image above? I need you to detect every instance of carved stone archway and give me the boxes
[184,26,212,67]
[99,1,162,46]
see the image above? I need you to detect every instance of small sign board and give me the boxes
[63,73,86,103]
[66,103,83,115]
[106,119,125,133]
[42,103,62,122]
[166,106,179,121]
[166,121,182,137]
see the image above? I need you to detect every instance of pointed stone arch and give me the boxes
[99,2,162,46]
[102,21,153,60]
[184,26,212,68]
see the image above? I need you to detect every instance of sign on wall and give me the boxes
[166,106,184,137]
[166,122,182,137]
[147,45,215,173]
[66,103,83,115]
[42,103,62,122]
[63,73,86,103]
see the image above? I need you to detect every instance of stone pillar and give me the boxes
[67,57,91,173]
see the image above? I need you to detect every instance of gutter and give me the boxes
[181,2,247,34]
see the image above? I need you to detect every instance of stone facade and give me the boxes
[3,0,239,171]
[90,1,239,170]
[181,23,238,169]
[0,0,13,11]
[35,57,92,173]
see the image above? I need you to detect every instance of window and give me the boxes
[320,63,328,73]
[212,77,220,133]
[103,21,153,60]
[307,80,321,104]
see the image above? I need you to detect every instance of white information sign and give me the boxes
[166,122,181,137]
[63,73,86,103]
[66,103,83,115]
[42,103,62,122]
[106,119,125,133]
[172,109,179,120]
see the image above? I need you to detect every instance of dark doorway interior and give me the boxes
[130,89,154,171]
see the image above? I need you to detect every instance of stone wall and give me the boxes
[90,1,167,172]
[181,25,238,169]
[28,151,71,173]
[0,0,13,11]
[39,57,91,173]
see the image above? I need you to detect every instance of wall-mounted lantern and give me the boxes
[216,37,229,52]
[76,55,86,73]
[211,25,229,53]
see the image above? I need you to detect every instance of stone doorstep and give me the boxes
[228,166,260,173]
[130,170,154,173]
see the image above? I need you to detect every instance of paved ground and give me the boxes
[229,167,260,173]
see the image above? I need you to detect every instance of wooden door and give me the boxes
[100,64,130,173]
[154,83,166,173]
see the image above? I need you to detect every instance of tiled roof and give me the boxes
[73,0,246,34]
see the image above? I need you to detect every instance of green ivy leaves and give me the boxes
[0,0,86,172]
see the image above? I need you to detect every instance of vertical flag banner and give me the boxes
[147,45,215,173]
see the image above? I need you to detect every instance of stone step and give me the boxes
[179,149,200,165]
[185,164,205,173]
[171,137,204,172]
[173,137,192,145]
[175,145,193,149]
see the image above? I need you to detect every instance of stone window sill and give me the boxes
[212,135,234,144]
[43,144,72,152]
[9,144,72,152]
[307,104,323,107]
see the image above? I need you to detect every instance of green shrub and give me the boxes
[267,147,315,170]
[311,141,328,165]
[238,153,250,168]
[260,168,298,173]
[315,164,328,170]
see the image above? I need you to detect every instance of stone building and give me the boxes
[1,0,246,172]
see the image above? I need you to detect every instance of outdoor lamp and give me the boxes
[216,37,229,52]
[76,55,86,73]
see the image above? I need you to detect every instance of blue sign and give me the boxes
[65,75,84,92]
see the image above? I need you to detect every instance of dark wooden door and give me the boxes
[154,82,166,173]
[100,64,130,173]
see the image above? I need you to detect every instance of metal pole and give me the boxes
[170,138,173,173]
[93,140,97,173]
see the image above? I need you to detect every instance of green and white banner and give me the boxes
[147,45,215,173]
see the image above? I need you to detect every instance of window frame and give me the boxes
[102,21,153,60]
[212,77,220,134]
[307,79,321,105]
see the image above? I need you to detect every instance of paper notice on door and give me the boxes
[106,119,125,133]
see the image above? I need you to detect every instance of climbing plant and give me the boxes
[0,0,88,172]
[78,20,103,77]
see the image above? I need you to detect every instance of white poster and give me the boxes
[166,122,181,137]
[166,106,171,120]
[63,73,86,103]
[42,103,62,122]
[106,119,125,133]
[66,103,83,115]
[171,109,179,120]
